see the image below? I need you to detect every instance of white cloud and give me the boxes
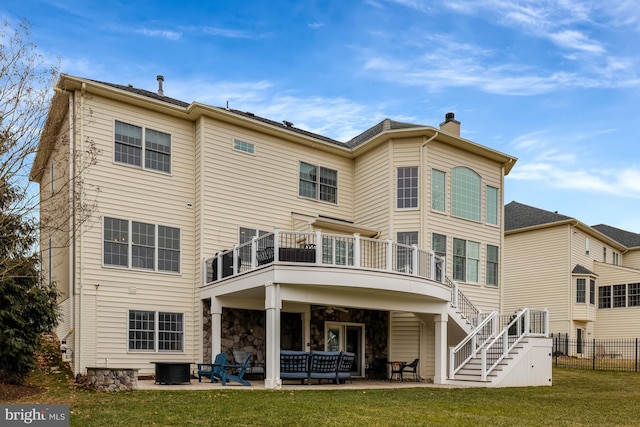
[548,30,604,54]
[136,29,182,41]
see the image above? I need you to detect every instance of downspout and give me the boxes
[499,160,510,314]
[419,131,438,252]
[78,82,86,374]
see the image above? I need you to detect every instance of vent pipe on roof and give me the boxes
[156,75,164,96]
[439,112,460,136]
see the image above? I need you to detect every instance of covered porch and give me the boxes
[199,259,453,390]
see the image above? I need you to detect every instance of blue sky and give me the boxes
[5,0,640,231]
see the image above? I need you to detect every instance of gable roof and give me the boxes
[592,224,640,248]
[504,201,573,231]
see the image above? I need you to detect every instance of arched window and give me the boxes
[451,167,481,221]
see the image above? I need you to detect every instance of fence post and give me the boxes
[593,338,596,371]
[636,338,638,373]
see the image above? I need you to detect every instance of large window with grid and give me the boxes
[104,217,180,273]
[453,238,479,283]
[397,167,418,209]
[299,162,337,203]
[115,120,171,173]
[599,283,640,308]
[451,167,481,221]
[128,310,183,352]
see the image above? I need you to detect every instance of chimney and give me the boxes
[156,75,164,96]
[439,112,460,136]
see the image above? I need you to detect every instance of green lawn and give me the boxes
[7,368,640,426]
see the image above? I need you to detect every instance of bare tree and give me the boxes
[0,19,99,284]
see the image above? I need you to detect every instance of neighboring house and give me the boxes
[30,74,550,389]
[504,201,640,351]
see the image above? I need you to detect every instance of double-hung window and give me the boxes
[613,284,626,308]
[486,245,499,287]
[104,217,180,273]
[299,162,337,203]
[598,286,611,309]
[590,280,595,305]
[115,120,171,173]
[397,167,418,209]
[576,278,586,303]
[486,186,499,225]
[431,170,446,212]
[128,310,183,352]
[453,238,479,283]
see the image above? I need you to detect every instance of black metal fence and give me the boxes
[552,333,640,372]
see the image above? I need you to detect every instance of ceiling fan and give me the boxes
[313,306,349,314]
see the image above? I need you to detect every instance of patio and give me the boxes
[136,378,464,391]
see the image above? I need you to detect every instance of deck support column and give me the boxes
[434,313,448,384]
[211,297,222,358]
[264,281,282,389]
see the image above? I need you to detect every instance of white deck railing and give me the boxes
[204,229,445,285]
[449,308,549,381]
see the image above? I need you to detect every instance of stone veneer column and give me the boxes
[264,281,281,389]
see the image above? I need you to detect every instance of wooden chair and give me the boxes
[198,352,252,386]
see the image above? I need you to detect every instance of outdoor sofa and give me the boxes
[280,350,356,384]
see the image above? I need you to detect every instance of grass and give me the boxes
[6,368,640,426]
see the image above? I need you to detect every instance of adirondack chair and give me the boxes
[198,353,251,386]
[197,352,228,383]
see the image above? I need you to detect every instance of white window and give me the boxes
[453,238,479,283]
[233,139,255,154]
[115,120,171,173]
[613,252,620,265]
[299,161,337,203]
[451,167,481,221]
[128,310,183,352]
[431,170,446,212]
[397,167,418,209]
[486,245,499,287]
[50,162,55,194]
[585,238,590,255]
[486,186,499,225]
[576,278,586,303]
[104,217,180,273]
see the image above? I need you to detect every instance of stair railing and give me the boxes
[448,311,498,379]
[479,308,549,381]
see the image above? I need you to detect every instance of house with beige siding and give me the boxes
[504,201,640,352]
[30,74,551,388]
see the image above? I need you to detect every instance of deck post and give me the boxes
[434,313,448,384]
[264,281,282,389]
[211,297,222,358]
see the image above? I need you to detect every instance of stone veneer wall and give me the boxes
[309,307,388,365]
[86,368,138,392]
[202,301,389,366]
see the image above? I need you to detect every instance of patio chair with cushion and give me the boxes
[336,352,356,384]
